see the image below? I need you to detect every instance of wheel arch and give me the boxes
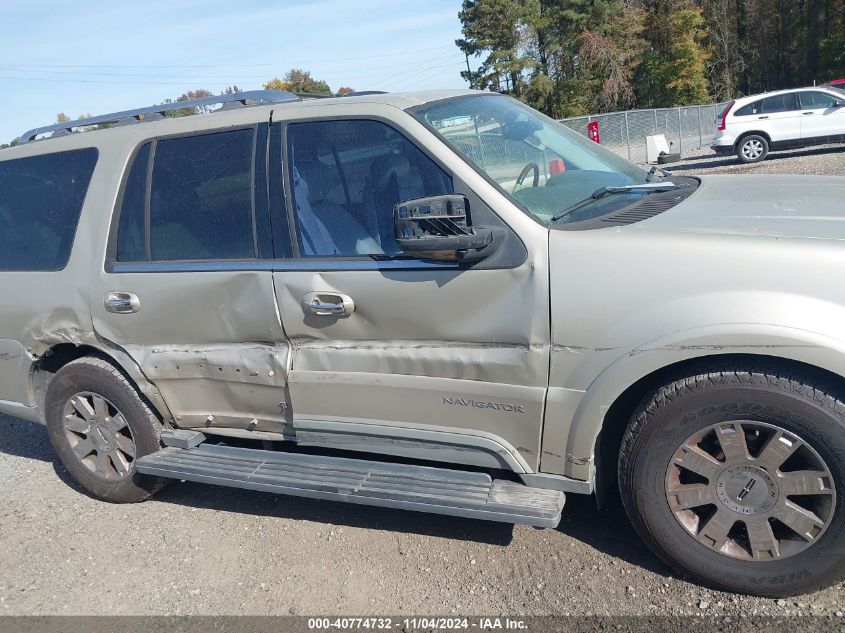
[31,342,174,426]
[734,129,772,148]
[560,324,845,503]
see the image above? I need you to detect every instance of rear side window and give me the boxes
[735,95,799,116]
[116,142,150,262]
[0,148,98,271]
[115,129,257,262]
[734,101,760,116]
[151,130,255,261]
[761,94,798,113]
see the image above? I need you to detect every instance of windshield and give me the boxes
[416,95,648,223]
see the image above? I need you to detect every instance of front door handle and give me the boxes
[105,291,140,314]
[302,291,355,317]
[803,111,814,115]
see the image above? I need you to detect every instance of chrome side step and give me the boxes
[136,444,565,528]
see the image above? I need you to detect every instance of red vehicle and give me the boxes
[829,78,845,88]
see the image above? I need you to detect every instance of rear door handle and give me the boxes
[758,115,769,119]
[105,291,140,314]
[302,291,355,317]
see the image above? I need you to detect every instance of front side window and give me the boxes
[0,148,98,271]
[415,95,647,223]
[286,120,452,257]
[799,91,840,109]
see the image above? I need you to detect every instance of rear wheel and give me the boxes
[736,135,769,163]
[619,362,845,596]
[45,357,168,503]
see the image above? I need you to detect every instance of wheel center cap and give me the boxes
[716,465,778,515]
[90,423,116,451]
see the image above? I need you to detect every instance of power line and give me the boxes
[0,46,458,70]
[0,53,464,81]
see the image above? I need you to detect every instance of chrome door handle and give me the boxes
[302,291,355,317]
[105,291,140,314]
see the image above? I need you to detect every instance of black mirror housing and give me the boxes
[394,194,494,261]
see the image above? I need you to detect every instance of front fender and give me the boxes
[556,323,845,481]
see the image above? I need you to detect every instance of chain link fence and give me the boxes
[559,103,729,164]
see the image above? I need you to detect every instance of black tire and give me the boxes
[619,361,845,597]
[736,134,769,163]
[45,356,169,503]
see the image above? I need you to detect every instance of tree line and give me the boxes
[457,0,845,117]
[1,69,352,148]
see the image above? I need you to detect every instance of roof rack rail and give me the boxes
[341,91,387,96]
[20,90,299,144]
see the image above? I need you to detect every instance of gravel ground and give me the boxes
[2,148,845,621]
[1,414,844,618]
[665,143,845,176]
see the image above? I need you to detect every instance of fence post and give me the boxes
[653,109,658,136]
[677,107,683,155]
[697,105,703,148]
[624,111,631,161]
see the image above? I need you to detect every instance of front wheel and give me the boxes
[736,135,769,163]
[619,362,845,596]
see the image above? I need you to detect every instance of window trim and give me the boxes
[106,125,262,272]
[106,112,526,273]
[0,147,99,273]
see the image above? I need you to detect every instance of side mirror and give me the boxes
[394,194,494,262]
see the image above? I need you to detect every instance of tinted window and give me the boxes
[287,120,452,257]
[799,91,838,109]
[116,143,150,262]
[761,94,798,113]
[735,101,760,116]
[0,148,98,271]
[150,129,255,261]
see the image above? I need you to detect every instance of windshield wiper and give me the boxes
[549,182,677,223]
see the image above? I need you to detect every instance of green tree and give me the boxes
[456,0,535,96]
[663,7,712,104]
[264,69,332,95]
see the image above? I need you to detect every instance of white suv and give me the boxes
[712,87,845,162]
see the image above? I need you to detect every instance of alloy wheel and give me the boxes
[665,420,836,560]
[741,139,764,160]
[62,391,136,480]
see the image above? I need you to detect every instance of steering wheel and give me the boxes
[513,162,540,193]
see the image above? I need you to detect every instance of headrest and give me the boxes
[368,154,413,190]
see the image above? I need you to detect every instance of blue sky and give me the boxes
[0,0,468,143]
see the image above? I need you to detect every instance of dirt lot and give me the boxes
[671,143,844,176]
[2,412,845,618]
[2,147,845,620]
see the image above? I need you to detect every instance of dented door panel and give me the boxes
[273,261,550,469]
[92,271,288,432]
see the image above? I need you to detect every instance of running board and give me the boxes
[136,444,564,528]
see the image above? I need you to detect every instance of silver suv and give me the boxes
[2,90,845,597]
